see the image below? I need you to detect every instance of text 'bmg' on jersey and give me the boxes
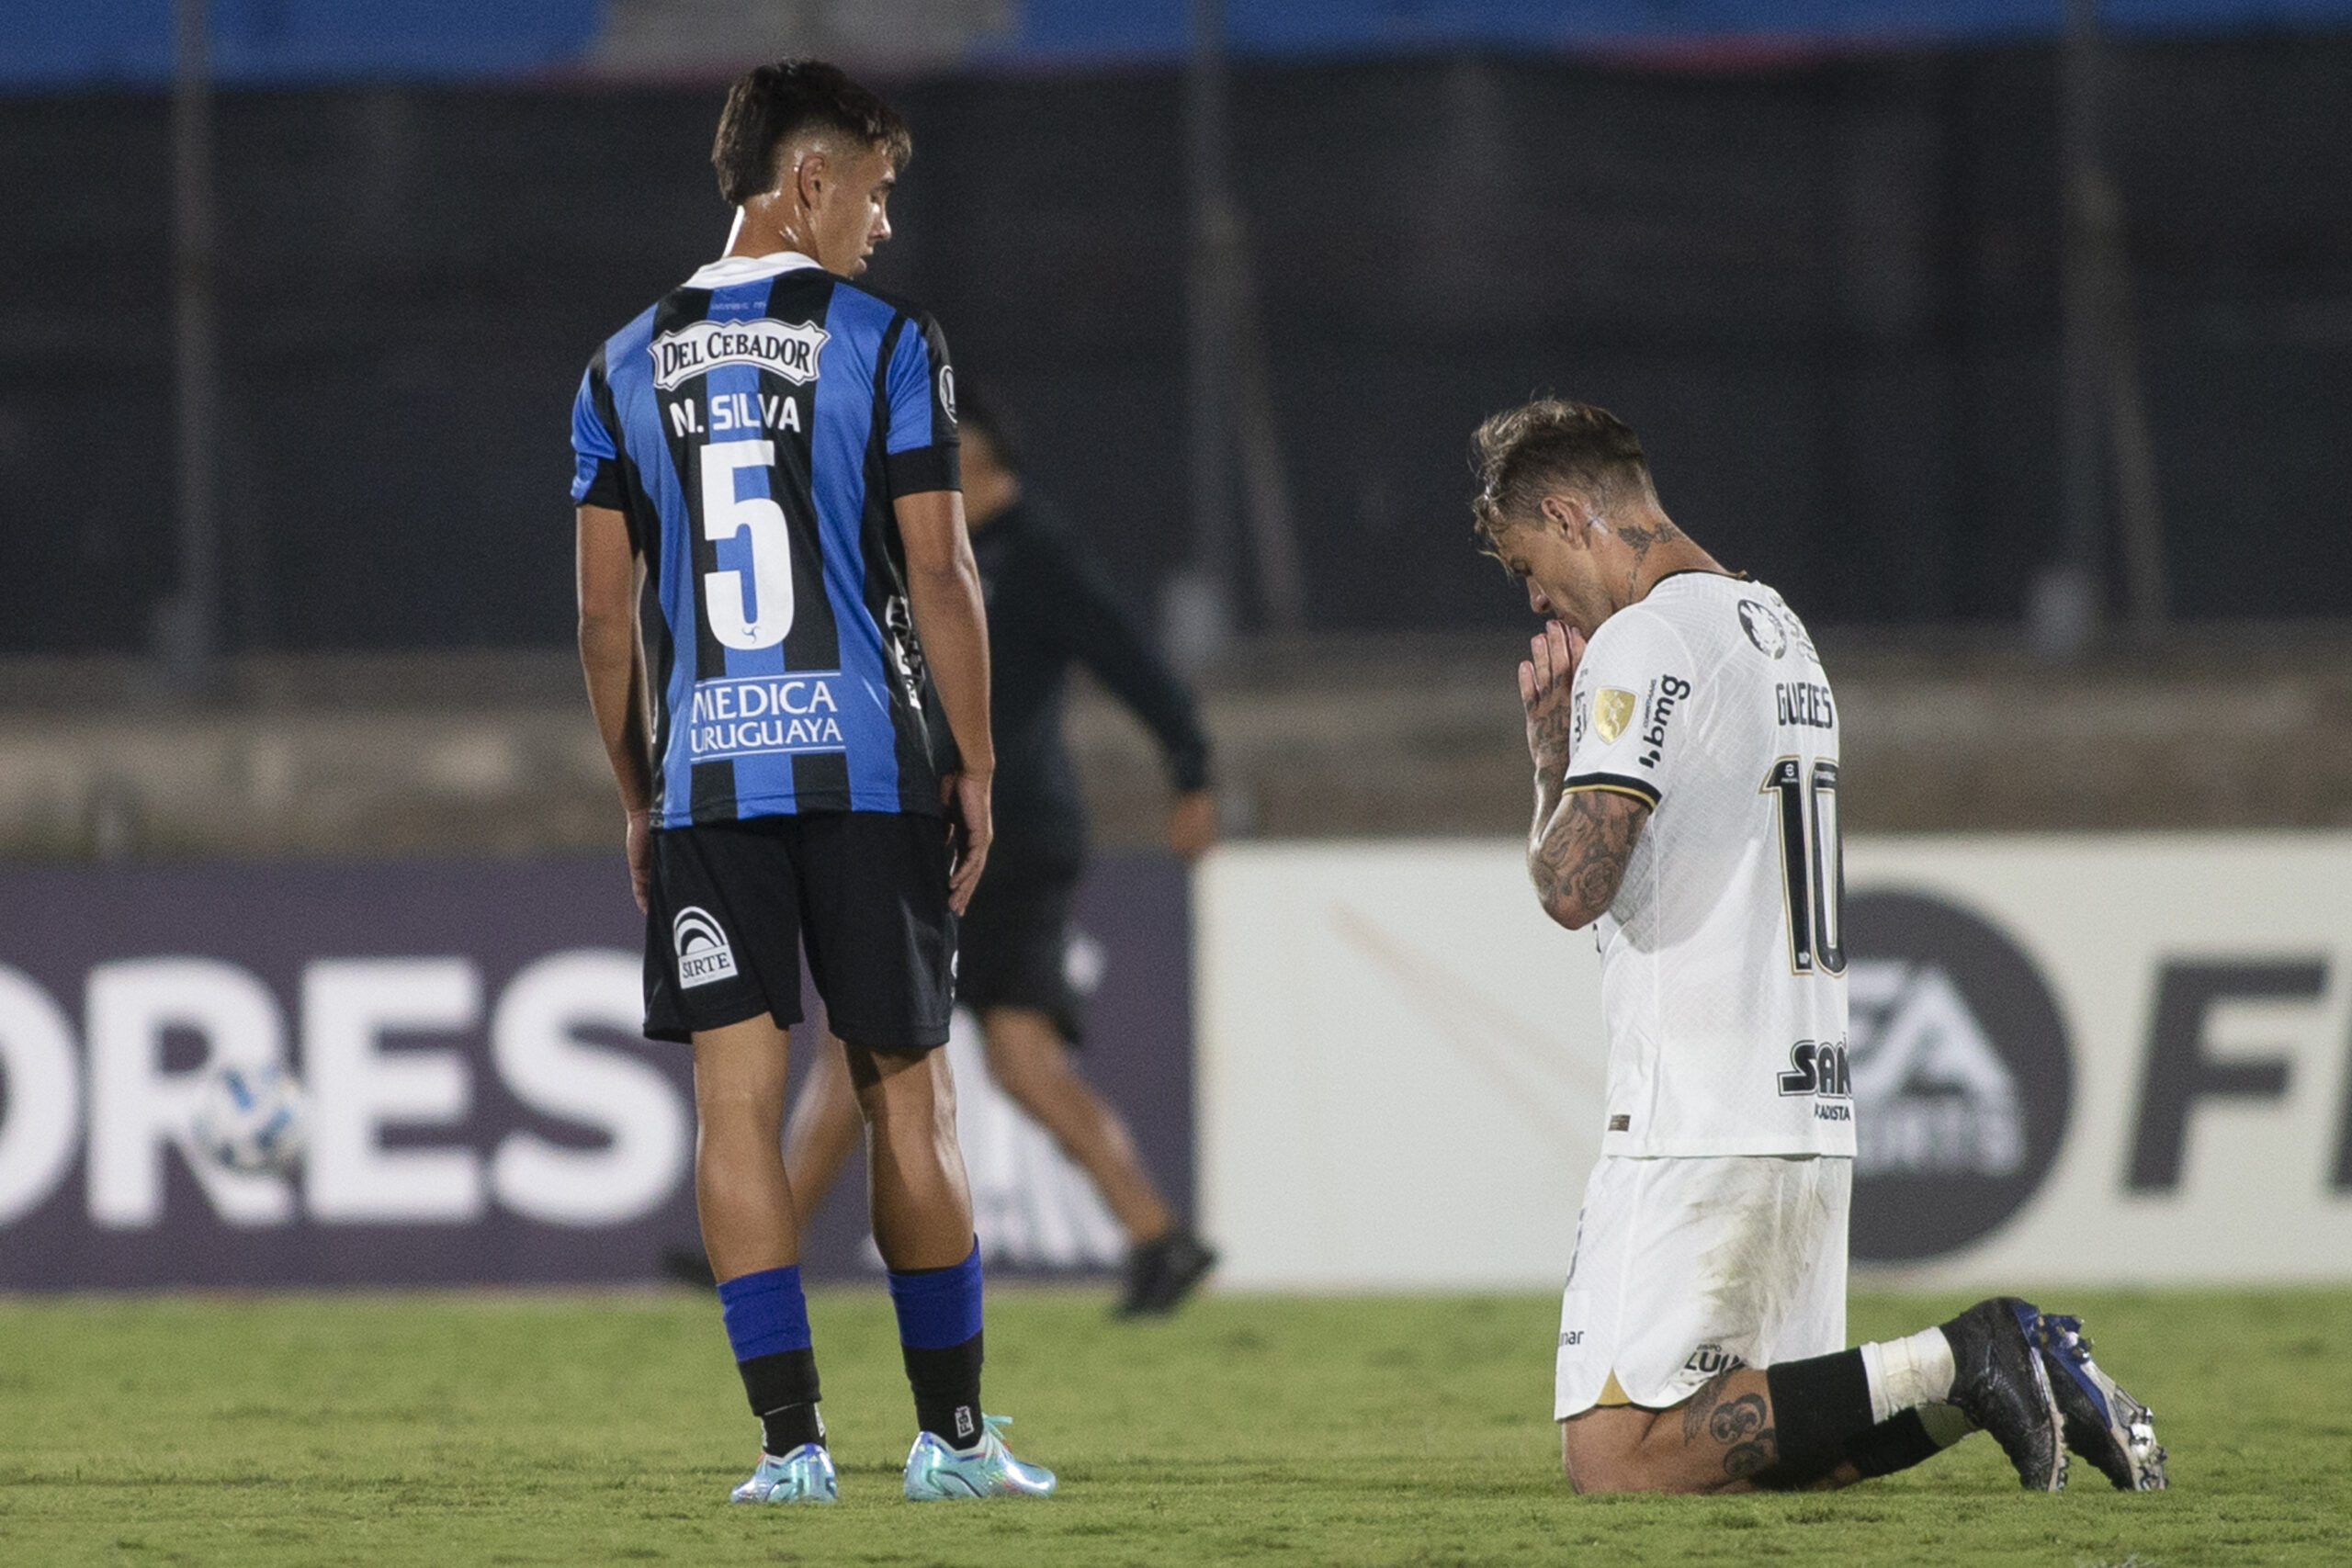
[570,253,960,826]
[1561,572,1851,1160]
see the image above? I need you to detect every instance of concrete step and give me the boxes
[5,626,2347,861]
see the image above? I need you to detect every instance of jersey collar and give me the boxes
[683,251,824,290]
[1643,567,1747,596]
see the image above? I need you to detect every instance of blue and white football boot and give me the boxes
[902,1415,1057,1501]
[2030,1312,2168,1491]
[729,1442,838,1504]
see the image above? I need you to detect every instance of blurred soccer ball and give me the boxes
[192,1063,309,1176]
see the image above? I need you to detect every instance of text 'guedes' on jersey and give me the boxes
[1563,572,1853,1159]
[571,253,959,826]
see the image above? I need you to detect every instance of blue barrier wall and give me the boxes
[10,0,2352,90]
[7,0,600,91]
[1002,0,2352,60]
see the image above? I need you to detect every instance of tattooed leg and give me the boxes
[1562,1364,1894,1495]
[1685,1368,1778,1483]
[1561,1368,1792,1495]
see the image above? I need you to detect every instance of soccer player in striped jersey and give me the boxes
[571,60,1052,1505]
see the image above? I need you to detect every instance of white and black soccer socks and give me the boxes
[1756,1325,1979,1487]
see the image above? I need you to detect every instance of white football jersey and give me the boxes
[1562,571,1852,1157]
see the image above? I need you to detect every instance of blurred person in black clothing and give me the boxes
[782,389,1221,1315]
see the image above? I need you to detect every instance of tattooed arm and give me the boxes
[1521,618,1650,930]
[1530,786,1648,930]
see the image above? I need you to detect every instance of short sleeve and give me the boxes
[879,311,961,499]
[570,355,626,511]
[1564,609,1696,811]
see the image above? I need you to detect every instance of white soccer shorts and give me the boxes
[1554,1154,1851,1419]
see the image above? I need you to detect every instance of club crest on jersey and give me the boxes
[650,319,830,390]
[1738,599,1789,659]
[1594,688,1636,744]
[673,907,739,988]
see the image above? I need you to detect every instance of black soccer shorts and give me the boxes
[955,852,1087,1046]
[642,810,956,1050]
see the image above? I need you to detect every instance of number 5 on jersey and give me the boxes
[1763,757,1845,976]
[700,439,794,650]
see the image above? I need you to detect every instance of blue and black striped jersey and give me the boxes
[571,253,961,826]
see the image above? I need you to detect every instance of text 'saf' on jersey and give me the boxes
[570,253,960,827]
[1562,573,1853,1159]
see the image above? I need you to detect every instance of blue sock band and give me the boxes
[717,1265,812,1363]
[887,1242,984,1350]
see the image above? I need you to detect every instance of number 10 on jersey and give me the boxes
[1763,758,1845,976]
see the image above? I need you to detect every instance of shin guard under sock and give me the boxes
[903,1335,986,1450]
[741,1351,824,1454]
[888,1243,985,1449]
[1762,1348,1878,1475]
[718,1265,823,1452]
[1843,1404,1975,1479]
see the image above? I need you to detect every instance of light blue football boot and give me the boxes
[902,1415,1057,1500]
[729,1442,838,1504]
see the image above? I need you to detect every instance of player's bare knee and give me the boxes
[1559,1440,1611,1494]
[982,1011,1062,1076]
[1559,1447,1656,1495]
[978,1032,1029,1089]
[693,1081,783,1134]
[1560,1419,1639,1495]
[1574,1458,1722,1496]
[842,1039,926,1100]
[918,1046,959,1123]
[1565,1409,1729,1495]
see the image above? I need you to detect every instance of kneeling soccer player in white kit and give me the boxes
[1467,397,2166,1495]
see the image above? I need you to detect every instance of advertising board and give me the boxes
[1196,835,2352,1289]
[0,853,1191,1288]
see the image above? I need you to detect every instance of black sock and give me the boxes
[738,1348,824,1453]
[760,1402,824,1455]
[1761,1348,1877,1474]
[1842,1409,1951,1479]
[1751,1408,1948,1491]
[902,1331,984,1450]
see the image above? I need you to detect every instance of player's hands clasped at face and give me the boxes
[943,770,993,915]
[625,807,653,914]
[1520,619,1587,778]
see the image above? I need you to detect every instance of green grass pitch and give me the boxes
[1,1286,2346,1565]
